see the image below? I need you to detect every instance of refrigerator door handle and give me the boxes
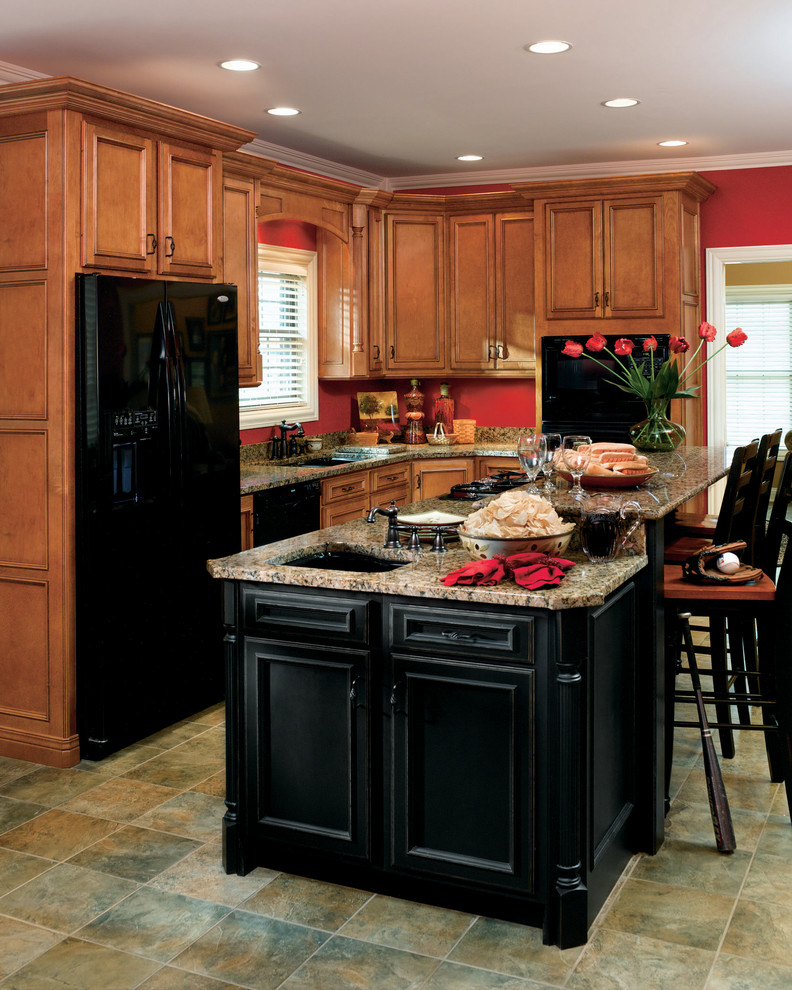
[148,301,178,493]
[165,300,187,493]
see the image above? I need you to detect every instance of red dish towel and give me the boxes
[440,556,509,586]
[441,552,575,589]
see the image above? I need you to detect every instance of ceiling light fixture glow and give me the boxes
[457,154,483,161]
[658,139,688,147]
[267,107,301,116]
[525,40,572,54]
[219,59,260,71]
[602,98,640,108]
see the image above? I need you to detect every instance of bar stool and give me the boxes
[663,515,792,845]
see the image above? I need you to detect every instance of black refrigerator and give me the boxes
[75,274,240,760]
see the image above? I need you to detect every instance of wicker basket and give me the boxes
[346,430,380,447]
[426,423,457,446]
[452,419,476,444]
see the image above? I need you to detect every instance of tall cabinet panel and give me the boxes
[0,77,254,767]
[222,164,261,387]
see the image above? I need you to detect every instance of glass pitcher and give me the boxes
[579,493,642,563]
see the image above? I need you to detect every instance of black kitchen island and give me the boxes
[208,497,647,949]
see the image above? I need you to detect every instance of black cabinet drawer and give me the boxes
[242,585,370,645]
[389,602,534,663]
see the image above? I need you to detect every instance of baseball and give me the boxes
[716,551,740,574]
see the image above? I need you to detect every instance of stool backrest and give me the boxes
[713,440,760,549]
[748,429,783,566]
[762,451,792,579]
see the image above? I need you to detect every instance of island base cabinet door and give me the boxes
[244,639,369,859]
[388,655,537,893]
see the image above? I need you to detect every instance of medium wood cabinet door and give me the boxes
[448,214,495,372]
[384,213,446,372]
[244,638,369,858]
[544,200,601,320]
[412,458,473,500]
[496,214,535,371]
[82,121,157,272]
[223,173,260,387]
[603,197,663,318]
[388,652,536,891]
[317,228,353,378]
[158,141,218,279]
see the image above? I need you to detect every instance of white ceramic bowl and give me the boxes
[458,525,575,560]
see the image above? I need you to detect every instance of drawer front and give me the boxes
[389,602,534,662]
[242,585,370,644]
[321,471,369,503]
[375,485,411,509]
[475,455,519,479]
[321,495,371,528]
[371,463,410,493]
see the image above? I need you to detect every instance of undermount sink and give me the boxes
[284,550,408,572]
[299,457,359,467]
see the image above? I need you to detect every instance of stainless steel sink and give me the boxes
[284,550,407,572]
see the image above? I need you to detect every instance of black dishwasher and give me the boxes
[253,480,321,546]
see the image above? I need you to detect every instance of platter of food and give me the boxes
[557,442,658,489]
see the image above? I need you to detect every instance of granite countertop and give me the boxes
[208,494,647,611]
[240,443,730,521]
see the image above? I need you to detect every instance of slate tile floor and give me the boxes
[0,664,790,990]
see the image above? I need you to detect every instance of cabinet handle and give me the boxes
[390,345,395,359]
[603,290,610,308]
[165,236,176,258]
[441,629,478,642]
[488,344,494,360]
[350,675,365,709]
[372,344,380,359]
[383,474,399,482]
[340,484,357,492]
[415,476,421,490]
[146,234,157,255]
[594,290,600,308]
[389,680,406,714]
[497,344,505,359]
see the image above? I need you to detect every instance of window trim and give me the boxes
[239,244,318,430]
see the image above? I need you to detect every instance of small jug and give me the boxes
[579,493,642,563]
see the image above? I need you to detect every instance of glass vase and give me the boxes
[628,399,686,452]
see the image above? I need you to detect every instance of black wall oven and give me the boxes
[541,333,670,443]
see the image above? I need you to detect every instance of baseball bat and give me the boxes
[679,612,736,853]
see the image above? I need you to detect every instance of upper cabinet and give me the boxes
[82,121,232,280]
[448,212,535,374]
[222,157,261,387]
[542,196,663,321]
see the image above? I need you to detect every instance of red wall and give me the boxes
[242,167,792,445]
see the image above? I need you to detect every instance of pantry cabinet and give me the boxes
[0,76,253,768]
[82,120,222,280]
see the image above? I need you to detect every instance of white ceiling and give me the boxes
[3,0,792,189]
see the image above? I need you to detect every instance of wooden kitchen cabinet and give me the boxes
[448,213,535,374]
[370,462,411,508]
[222,164,261,387]
[411,457,473,500]
[383,212,446,373]
[542,196,663,322]
[240,495,254,551]
[0,77,253,768]
[82,119,222,280]
[475,455,519,479]
[317,228,353,378]
[320,470,370,527]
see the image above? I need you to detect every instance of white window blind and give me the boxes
[724,297,792,447]
[239,245,318,429]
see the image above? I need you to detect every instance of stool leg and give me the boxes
[709,617,737,759]
[679,612,736,853]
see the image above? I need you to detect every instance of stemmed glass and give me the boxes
[562,434,592,499]
[541,432,562,491]
[517,434,547,495]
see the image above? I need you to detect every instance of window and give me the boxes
[239,245,318,429]
[725,287,792,448]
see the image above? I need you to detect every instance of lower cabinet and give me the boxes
[412,457,473,499]
[223,581,639,948]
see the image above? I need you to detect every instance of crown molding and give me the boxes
[242,138,391,191]
[0,60,49,83]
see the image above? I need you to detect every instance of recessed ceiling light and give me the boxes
[525,40,572,54]
[658,139,688,147]
[267,107,301,116]
[219,59,260,72]
[602,98,640,108]
[457,154,483,162]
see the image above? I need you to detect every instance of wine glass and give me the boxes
[562,434,592,499]
[541,433,562,491]
[517,434,547,495]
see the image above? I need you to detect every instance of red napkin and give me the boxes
[440,555,508,586]
[507,552,577,590]
[440,552,575,589]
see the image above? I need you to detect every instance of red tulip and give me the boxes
[614,338,634,356]
[727,328,747,347]
[642,336,658,352]
[698,321,718,342]
[586,333,607,353]
[670,336,690,354]
[562,340,583,357]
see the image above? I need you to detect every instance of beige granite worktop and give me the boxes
[209,494,647,610]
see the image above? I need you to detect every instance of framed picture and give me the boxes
[356,390,399,424]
